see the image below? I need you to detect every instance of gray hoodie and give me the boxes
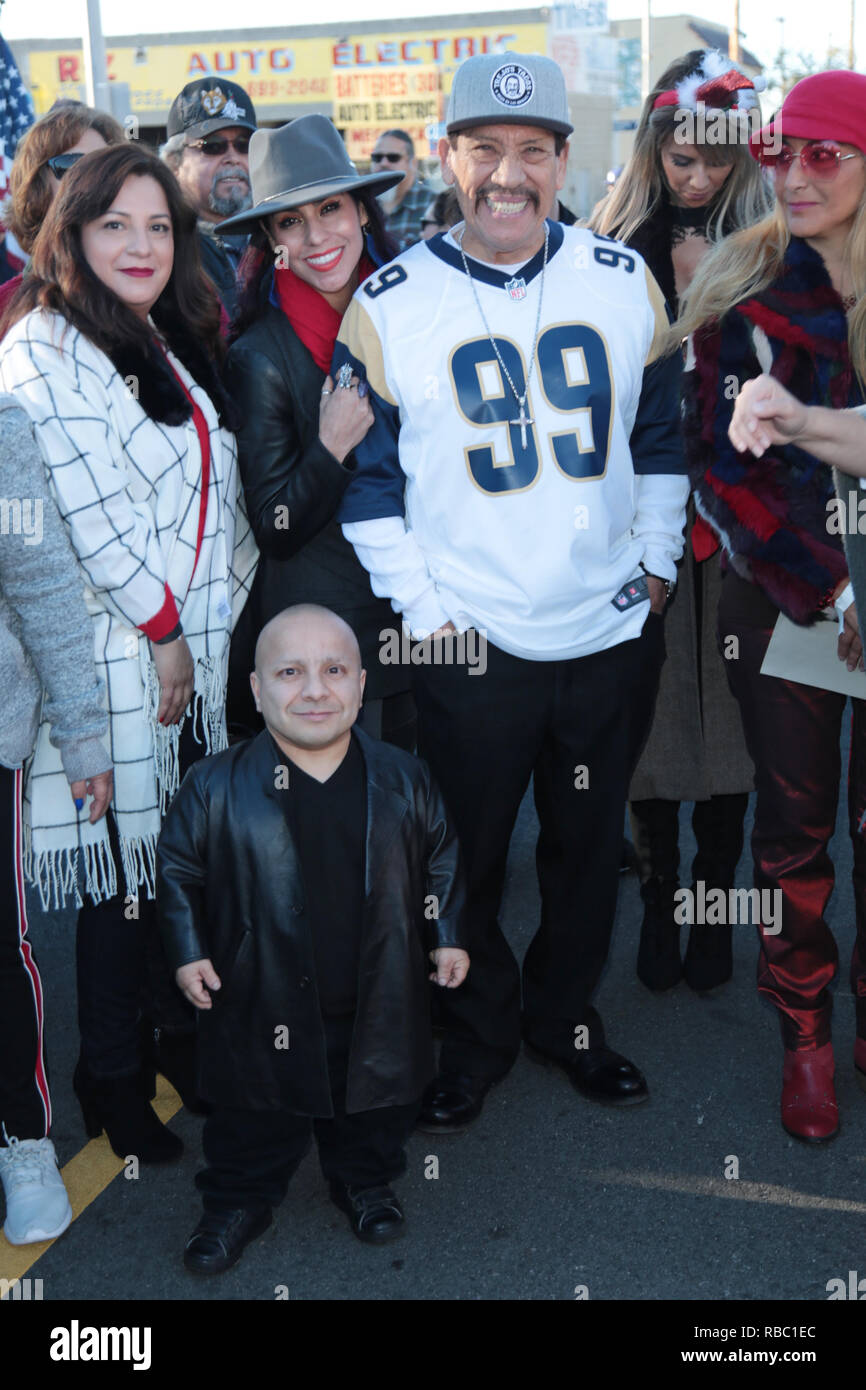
[0,394,110,780]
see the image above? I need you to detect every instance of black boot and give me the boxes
[636,876,682,991]
[682,888,733,991]
[139,1021,210,1115]
[73,1058,183,1163]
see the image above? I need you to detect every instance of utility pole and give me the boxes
[641,0,651,102]
[729,0,741,61]
[849,0,856,69]
[82,0,111,112]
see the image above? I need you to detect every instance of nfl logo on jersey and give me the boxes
[504,276,527,301]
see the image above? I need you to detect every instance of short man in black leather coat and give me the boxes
[157,604,469,1274]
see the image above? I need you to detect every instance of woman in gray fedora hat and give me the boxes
[223,114,416,747]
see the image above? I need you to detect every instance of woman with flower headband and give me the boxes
[589,50,770,995]
[678,70,866,1141]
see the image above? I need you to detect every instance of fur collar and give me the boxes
[107,323,241,433]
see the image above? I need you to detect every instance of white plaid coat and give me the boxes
[0,308,258,907]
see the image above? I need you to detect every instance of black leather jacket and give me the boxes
[157,727,466,1115]
[225,279,405,700]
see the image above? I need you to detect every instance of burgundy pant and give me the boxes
[718,572,866,1050]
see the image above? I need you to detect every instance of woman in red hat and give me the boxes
[590,50,769,995]
[678,70,866,1141]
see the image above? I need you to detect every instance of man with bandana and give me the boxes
[162,78,257,320]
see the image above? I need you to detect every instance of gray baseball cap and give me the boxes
[446,51,573,137]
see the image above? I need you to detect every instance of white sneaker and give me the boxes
[0,1136,72,1244]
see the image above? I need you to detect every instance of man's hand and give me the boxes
[70,769,114,823]
[176,958,221,1009]
[151,634,195,726]
[838,600,864,672]
[429,947,470,988]
[646,576,668,615]
[728,375,810,457]
[427,622,457,639]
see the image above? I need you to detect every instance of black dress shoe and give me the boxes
[415,1071,497,1133]
[183,1206,272,1275]
[525,1042,649,1106]
[329,1182,404,1244]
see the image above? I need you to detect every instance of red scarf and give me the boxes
[275,256,374,374]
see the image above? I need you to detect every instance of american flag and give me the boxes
[0,31,34,202]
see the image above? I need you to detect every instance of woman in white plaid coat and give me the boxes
[0,143,257,1163]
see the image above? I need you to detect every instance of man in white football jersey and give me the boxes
[332,51,689,1130]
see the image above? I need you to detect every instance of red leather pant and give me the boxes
[719,572,866,1050]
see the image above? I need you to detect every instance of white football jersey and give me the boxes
[336,220,688,660]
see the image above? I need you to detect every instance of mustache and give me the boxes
[474,186,539,210]
[213,166,250,185]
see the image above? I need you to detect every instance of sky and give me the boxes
[0,0,862,76]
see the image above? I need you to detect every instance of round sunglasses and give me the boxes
[759,141,861,180]
[46,151,87,178]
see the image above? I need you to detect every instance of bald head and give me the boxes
[250,604,366,757]
[254,604,361,676]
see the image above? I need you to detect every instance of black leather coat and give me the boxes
[157,727,466,1115]
[225,279,404,701]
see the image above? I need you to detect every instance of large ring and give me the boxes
[320,387,332,396]
[337,363,354,390]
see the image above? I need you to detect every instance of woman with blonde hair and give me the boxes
[589,50,769,994]
[679,70,866,1141]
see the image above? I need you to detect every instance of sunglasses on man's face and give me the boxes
[759,141,861,180]
[46,151,87,178]
[187,135,251,157]
[370,151,406,164]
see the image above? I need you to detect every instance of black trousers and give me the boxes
[76,712,205,1080]
[196,1013,420,1212]
[411,617,666,1078]
[0,764,51,1142]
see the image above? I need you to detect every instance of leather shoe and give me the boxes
[781,1043,839,1142]
[415,1071,497,1133]
[183,1206,272,1275]
[330,1182,404,1243]
[525,1041,649,1106]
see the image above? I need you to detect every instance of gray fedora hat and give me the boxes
[219,114,404,232]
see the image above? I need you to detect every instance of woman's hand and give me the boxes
[728,375,810,457]
[69,769,114,823]
[151,634,195,725]
[318,373,374,463]
[838,601,864,672]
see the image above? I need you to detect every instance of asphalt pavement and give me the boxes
[3,752,866,1303]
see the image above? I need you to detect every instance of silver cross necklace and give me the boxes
[457,222,549,449]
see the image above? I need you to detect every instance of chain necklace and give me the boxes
[457,222,549,449]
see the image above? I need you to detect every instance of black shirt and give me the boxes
[272,733,367,1016]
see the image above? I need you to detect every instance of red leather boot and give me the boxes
[855,1038,866,1093]
[781,1042,839,1142]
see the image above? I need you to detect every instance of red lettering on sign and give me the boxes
[58,55,79,82]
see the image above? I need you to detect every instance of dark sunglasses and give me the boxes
[370,151,405,164]
[46,151,87,178]
[758,141,860,180]
[187,135,251,157]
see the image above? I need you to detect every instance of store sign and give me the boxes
[23,23,547,116]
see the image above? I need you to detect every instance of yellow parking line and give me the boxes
[0,1075,183,1293]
